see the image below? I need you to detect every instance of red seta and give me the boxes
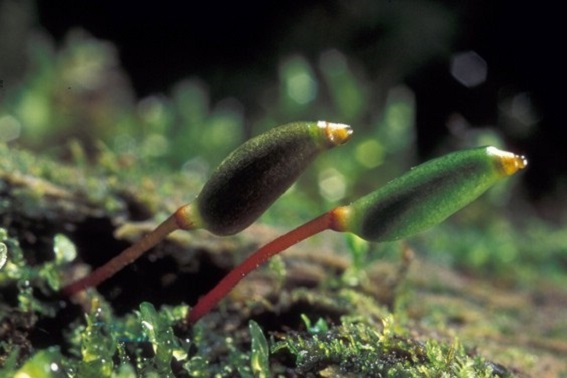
[187,209,345,324]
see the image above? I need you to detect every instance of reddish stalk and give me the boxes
[60,122,352,297]
[61,213,183,296]
[187,209,343,324]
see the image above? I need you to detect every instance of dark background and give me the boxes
[31,1,567,218]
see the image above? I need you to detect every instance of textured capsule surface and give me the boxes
[196,121,351,235]
[339,146,526,242]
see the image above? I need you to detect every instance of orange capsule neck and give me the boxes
[328,205,351,232]
[174,203,202,231]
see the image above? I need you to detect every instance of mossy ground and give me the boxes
[1,144,566,377]
[1,23,566,377]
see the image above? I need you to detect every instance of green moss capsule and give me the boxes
[183,121,352,235]
[334,146,527,242]
[187,146,527,324]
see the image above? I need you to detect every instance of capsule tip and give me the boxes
[318,121,353,146]
[487,146,528,176]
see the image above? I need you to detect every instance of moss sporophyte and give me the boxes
[61,121,352,296]
[59,122,526,326]
[186,146,526,324]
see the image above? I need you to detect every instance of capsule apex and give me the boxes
[486,146,528,176]
[317,121,352,146]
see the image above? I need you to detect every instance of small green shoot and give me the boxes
[249,320,270,378]
[300,314,329,334]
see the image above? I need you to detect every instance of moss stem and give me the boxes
[187,211,335,324]
[61,213,182,296]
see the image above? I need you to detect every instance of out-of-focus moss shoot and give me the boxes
[187,146,526,324]
[332,146,527,241]
[61,121,352,296]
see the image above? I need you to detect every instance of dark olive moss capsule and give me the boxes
[176,121,352,235]
[62,121,351,296]
[334,146,527,241]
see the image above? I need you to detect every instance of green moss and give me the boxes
[14,347,67,378]
[274,319,506,377]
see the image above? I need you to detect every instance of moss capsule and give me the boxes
[187,146,527,324]
[185,121,352,235]
[335,146,527,241]
[62,121,351,296]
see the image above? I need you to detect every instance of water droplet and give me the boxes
[50,362,60,372]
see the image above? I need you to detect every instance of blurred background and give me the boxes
[0,0,565,281]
